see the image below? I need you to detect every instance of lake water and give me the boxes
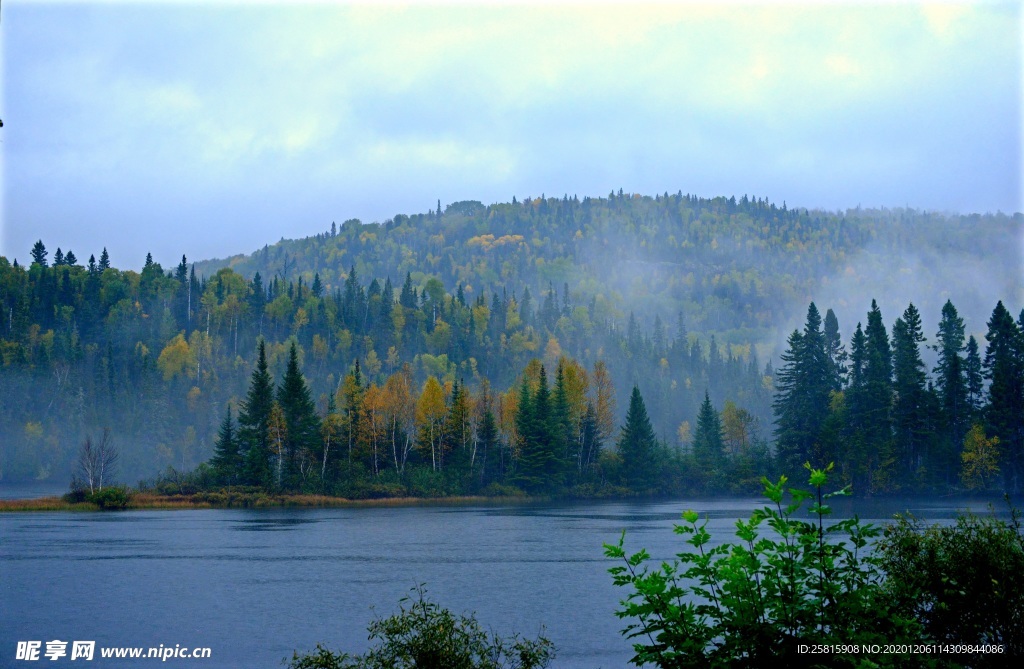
[0,497,1007,668]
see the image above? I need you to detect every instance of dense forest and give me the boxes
[0,192,1021,495]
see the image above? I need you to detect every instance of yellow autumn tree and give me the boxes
[961,424,1000,491]
[416,376,447,471]
[382,368,416,474]
[361,384,387,476]
[157,333,195,381]
[592,360,616,444]
[559,356,590,428]
[721,400,754,456]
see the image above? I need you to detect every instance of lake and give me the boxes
[0,496,1006,668]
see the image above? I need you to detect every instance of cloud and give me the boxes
[1,1,1020,267]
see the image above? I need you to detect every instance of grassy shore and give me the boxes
[0,491,547,512]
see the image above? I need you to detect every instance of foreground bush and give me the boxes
[87,486,132,510]
[879,504,1024,663]
[288,587,554,669]
[605,464,923,668]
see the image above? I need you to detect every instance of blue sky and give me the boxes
[2,1,1021,270]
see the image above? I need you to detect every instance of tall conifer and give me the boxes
[239,340,274,487]
[618,386,657,490]
[277,341,321,490]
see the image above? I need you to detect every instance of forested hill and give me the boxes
[194,193,1022,338]
[0,192,1020,487]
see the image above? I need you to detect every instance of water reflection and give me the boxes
[1,497,1013,669]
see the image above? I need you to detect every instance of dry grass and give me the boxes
[0,491,543,512]
[0,496,96,512]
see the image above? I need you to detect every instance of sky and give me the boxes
[1,0,1021,270]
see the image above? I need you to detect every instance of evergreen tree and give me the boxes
[514,366,558,492]
[693,391,725,472]
[551,361,573,479]
[31,240,48,267]
[340,359,365,469]
[53,248,65,266]
[983,301,1024,491]
[476,382,500,485]
[618,385,658,491]
[65,250,77,266]
[772,303,832,472]
[210,406,241,485]
[98,247,110,270]
[933,300,968,484]
[519,287,533,326]
[175,255,188,284]
[579,402,602,473]
[238,340,275,487]
[891,303,929,486]
[860,300,895,491]
[823,308,846,389]
[277,341,321,490]
[443,379,472,474]
[965,335,984,416]
[652,314,666,355]
[399,273,417,310]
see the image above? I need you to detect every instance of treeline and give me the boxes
[774,299,1024,493]
[1,192,1020,491]
[0,238,769,483]
[196,192,1020,338]
[196,337,772,498]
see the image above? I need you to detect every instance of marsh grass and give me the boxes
[0,491,543,512]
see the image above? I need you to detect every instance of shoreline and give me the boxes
[0,486,1013,513]
[0,491,555,512]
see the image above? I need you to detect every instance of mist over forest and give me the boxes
[1,191,1021,491]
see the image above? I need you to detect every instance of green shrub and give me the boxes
[288,587,554,669]
[88,487,131,510]
[63,488,89,504]
[605,463,923,667]
[406,467,449,498]
[481,482,527,498]
[878,503,1024,662]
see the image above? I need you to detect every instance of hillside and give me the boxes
[1,192,1020,488]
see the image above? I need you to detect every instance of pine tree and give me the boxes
[855,300,895,492]
[31,240,48,267]
[891,303,929,486]
[98,247,110,270]
[618,385,658,491]
[238,340,275,487]
[210,406,241,486]
[772,303,832,472]
[983,301,1024,491]
[277,341,321,490]
[933,300,968,484]
[823,308,846,389]
[551,361,573,479]
[693,391,725,472]
[340,359,365,468]
[476,381,500,485]
[514,366,559,492]
[443,379,472,474]
[965,335,984,416]
[65,250,77,266]
[175,255,188,284]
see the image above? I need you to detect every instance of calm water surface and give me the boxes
[0,497,1003,668]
